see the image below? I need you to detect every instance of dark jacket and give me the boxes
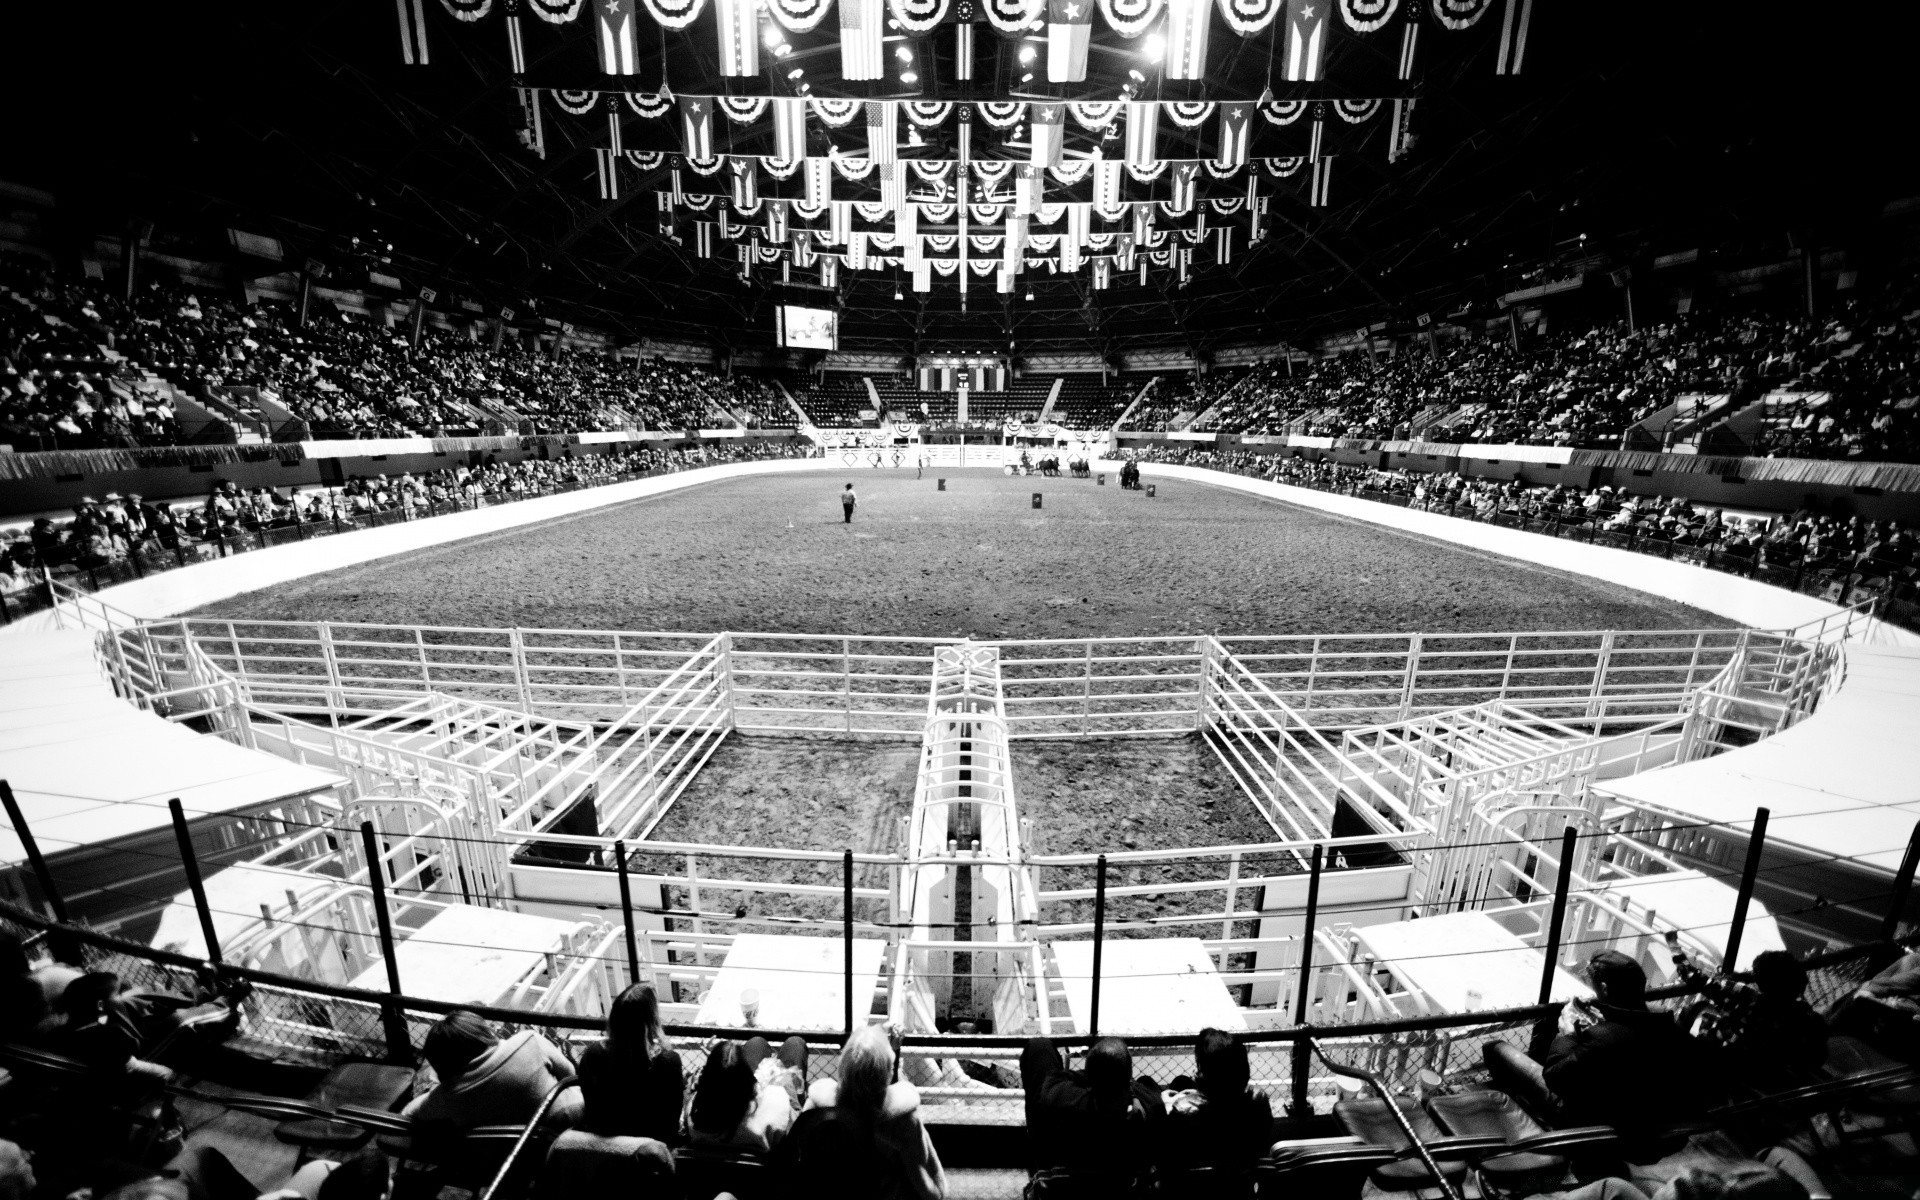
[1543,1003,1713,1130]
[1020,1047,1165,1190]
[576,1041,684,1145]
[1157,1087,1274,1174]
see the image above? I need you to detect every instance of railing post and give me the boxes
[1880,820,1920,942]
[1724,807,1770,971]
[1289,842,1324,1118]
[844,848,856,1034]
[169,797,223,965]
[360,822,413,1062]
[1539,827,1578,1002]
[1090,853,1107,1038]
[1,780,70,925]
[718,632,738,730]
[615,839,640,984]
[1398,635,1423,720]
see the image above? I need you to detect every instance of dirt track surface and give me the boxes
[199,469,1729,639]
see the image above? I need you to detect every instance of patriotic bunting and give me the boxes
[553,89,599,115]
[766,0,833,29]
[1334,97,1381,123]
[1262,99,1307,125]
[441,0,493,19]
[904,101,954,127]
[685,153,725,174]
[626,149,664,169]
[528,0,585,21]
[1263,156,1303,176]
[1339,0,1395,29]
[1214,0,1281,35]
[982,0,1044,32]
[625,91,673,117]
[637,0,702,28]
[1429,0,1490,28]
[1096,0,1163,33]
[397,0,431,58]
[810,98,863,126]
[977,101,1027,129]
[890,0,951,31]
[1163,100,1216,129]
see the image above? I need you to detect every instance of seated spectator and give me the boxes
[1019,1035,1164,1194]
[35,971,173,1095]
[1669,942,1828,1090]
[403,1010,579,1133]
[165,1145,388,1200]
[1483,951,1715,1134]
[576,982,683,1144]
[792,1024,945,1200]
[685,1035,809,1154]
[1151,1028,1272,1175]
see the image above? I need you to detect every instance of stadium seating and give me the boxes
[791,372,873,425]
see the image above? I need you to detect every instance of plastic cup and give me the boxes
[740,988,761,1025]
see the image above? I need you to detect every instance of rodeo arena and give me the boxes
[4,3,1920,1200]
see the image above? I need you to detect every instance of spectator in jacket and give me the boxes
[576,983,683,1144]
[792,1024,946,1200]
[403,1010,580,1134]
[1020,1036,1165,1193]
[1484,951,1714,1133]
[1154,1029,1273,1175]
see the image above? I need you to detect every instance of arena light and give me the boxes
[788,68,804,78]
[1142,33,1164,60]
[1018,44,1036,64]
[896,45,913,61]
[902,70,918,82]
[764,25,784,47]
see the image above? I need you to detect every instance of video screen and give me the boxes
[777,304,837,350]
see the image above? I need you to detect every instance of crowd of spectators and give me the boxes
[1125,444,1920,597]
[15,923,1920,1200]
[1185,291,1920,461]
[0,256,789,450]
[0,440,816,595]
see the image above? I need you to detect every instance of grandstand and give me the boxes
[6,0,1920,1198]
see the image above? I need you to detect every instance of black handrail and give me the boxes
[1308,1036,1464,1200]
[477,1081,578,1200]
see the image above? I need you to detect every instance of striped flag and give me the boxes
[1125,101,1158,168]
[395,0,429,64]
[1092,258,1111,289]
[1116,232,1135,269]
[1388,97,1416,162]
[695,222,716,257]
[715,0,759,76]
[1309,155,1333,206]
[807,158,833,209]
[955,22,975,80]
[1064,204,1089,271]
[680,96,714,158]
[1093,159,1122,214]
[1494,0,1533,74]
[957,105,973,164]
[1164,0,1209,79]
[606,94,624,155]
[1030,103,1065,168]
[773,98,808,161]
[1169,161,1198,213]
[504,0,527,73]
[1216,102,1253,168]
[1015,164,1041,215]
[1246,175,1260,241]
[594,0,642,74]
[1308,102,1326,160]
[913,261,932,292]
[840,0,885,81]
[896,201,917,260]
[767,200,789,242]
[1046,0,1092,82]
[731,158,758,207]
[1282,0,1327,81]
[867,101,898,164]
[848,231,868,270]
[595,150,620,200]
[1397,0,1419,79]
[821,259,838,288]
[829,200,852,245]
[1215,225,1232,264]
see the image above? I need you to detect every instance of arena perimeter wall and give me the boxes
[5,457,1916,647]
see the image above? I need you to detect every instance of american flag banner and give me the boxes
[897,201,918,261]
[1398,0,1419,78]
[840,0,885,80]
[1494,0,1532,73]
[830,200,853,244]
[848,231,868,269]
[1215,225,1233,264]
[1163,0,1209,79]
[395,0,430,64]
[806,158,833,208]
[1283,0,1328,80]
[1125,101,1158,168]
[671,167,685,205]
[504,0,527,73]
[880,164,906,213]
[1169,161,1199,213]
[913,261,932,292]
[715,0,759,75]
[867,101,899,165]
[719,208,731,239]
[730,158,758,207]
[1216,102,1253,168]
[1030,104,1065,168]
[680,96,714,158]
[1092,258,1111,289]
[1388,97,1415,162]
[1308,103,1326,160]
[606,96,624,155]
[1015,165,1041,215]
[1309,154,1333,206]
[1046,0,1092,81]
[595,149,620,200]
[695,222,715,257]
[773,98,808,161]
[955,22,975,79]
[595,0,642,73]
[516,87,546,158]
[767,199,789,242]
[821,259,838,287]
[1093,159,1123,215]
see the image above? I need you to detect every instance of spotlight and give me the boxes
[1018,44,1036,64]
[1142,33,1164,60]
[896,45,913,61]
[1020,71,1032,81]
[764,25,784,46]
[895,287,904,300]
[1128,68,1145,81]
[1025,288,1034,301]
[788,68,804,78]
[901,70,918,82]
[774,43,790,55]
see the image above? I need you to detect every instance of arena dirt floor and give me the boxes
[202,469,1733,870]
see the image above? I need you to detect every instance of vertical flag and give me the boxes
[821,259,838,287]
[913,261,932,292]
[767,200,789,242]
[1398,0,1420,79]
[1125,101,1158,168]
[1283,0,1327,81]
[680,96,714,158]
[671,166,685,206]
[955,21,975,80]
[719,207,731,239]
[773,98,808,161]
[1093,258,1111,289]
[731,158,758,207]
[396,0,429,64]
[1116,231,1135,269]
[1139,260,1148,286]
[867,101,899,164]
[1309,155,1333,206]
[1064,204,1089,272]
[1388,97,1416,162]
[595,150,620,200]
[1047,0,1092,81]
[516,86,546,158]
[1216,102,1252,168]
[840,0,885,80]
[595,0,642,73]
[896,201,918,261]
[1178,247,1191,284]
[1246,175,1261,241]
[807,157,833,208]
[1004,215,1027,273]
[1494,0,1532,73]
[1093,159,1123,214]
[829,199,852,244]
[997,267,1014,293]
[1164,0,1209,79]
[1030,103,1065,167]
[695,222,716,257]
[848,231,868,269]
[1308,101,1326,160]
[715,0,759,76]
[957,105,973,163]
[1169,161,1198,212]
[606,94,624,155]
[1015,164,1040,215]
[504,0,527,73]
[1215,225,1232,264]
[880,163,905,213]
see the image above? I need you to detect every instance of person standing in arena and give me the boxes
[842,483,858,523]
